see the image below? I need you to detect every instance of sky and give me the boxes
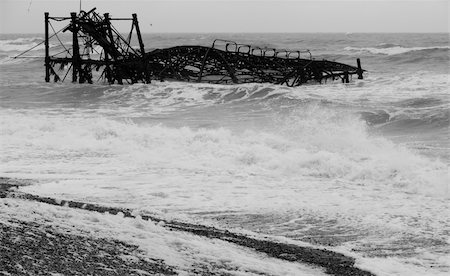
[0,0,448,33]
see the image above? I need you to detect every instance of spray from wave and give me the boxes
[1,104,448,197]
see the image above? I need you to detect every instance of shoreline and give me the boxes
[1,178,374,275]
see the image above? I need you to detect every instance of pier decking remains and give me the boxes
[42,8,364,86]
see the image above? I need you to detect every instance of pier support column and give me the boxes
[44,12,50,82]
[103,13,113,84]
[71,12,81,83]
[132,13,151,83]
[356,58,363,79]
[343,71,349,83]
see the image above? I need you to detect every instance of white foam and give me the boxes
[2,107,447,197]
[0,197,325,275]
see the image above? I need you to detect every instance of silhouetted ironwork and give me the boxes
[43,8,364,85]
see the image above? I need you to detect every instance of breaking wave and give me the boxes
[0,37,45,52]
[1,106,448,198]
[344,45,449,55]
[361,97,449,129]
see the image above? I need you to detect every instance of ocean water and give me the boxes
[0,33,449,275]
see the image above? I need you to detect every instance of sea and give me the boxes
[0,33,449,275]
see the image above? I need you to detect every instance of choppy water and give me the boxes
[1,33,449,275]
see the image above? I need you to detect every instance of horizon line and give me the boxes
[1,31,448,35]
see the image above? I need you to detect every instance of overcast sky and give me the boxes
[0,0,448,33]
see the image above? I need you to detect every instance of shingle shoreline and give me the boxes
[1,178,375,276]
[0,220,176,276]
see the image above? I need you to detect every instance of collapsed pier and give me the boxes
[43,8,364,86]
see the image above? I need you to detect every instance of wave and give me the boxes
[359,110,391,125]
[2,72,448,130]
[375,43,402,49]
[1,37,43,43]
[344,45,449,56]
[362,108,449,132]
[96,82,290,110]
[358,94,449,137]
[0,37,64,57]
[0,37,45,52]
[0,56,44,65]
[0,106,447,197]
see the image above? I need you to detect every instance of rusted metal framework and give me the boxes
[44,8,149,84]
[44,8,364,86]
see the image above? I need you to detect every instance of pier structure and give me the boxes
[44,8,149,84]
[43,8,364,86]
